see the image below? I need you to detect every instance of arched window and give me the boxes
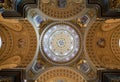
[0,36,2,48]
[119,39,120,47]
[33,15,43,27]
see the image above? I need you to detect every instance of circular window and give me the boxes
[40,23,81,64]
[0,36,2,48]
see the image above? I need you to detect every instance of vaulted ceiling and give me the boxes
[0,0,120,82]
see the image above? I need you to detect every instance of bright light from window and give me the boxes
[33,15,43,27]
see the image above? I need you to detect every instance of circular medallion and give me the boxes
[49,29,74,57]
[40,23,81,64]
[36,67,86,82]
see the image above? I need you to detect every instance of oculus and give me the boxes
[40,23,81,64]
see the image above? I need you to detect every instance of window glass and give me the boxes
[0,36,2,48]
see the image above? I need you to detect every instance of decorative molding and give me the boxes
[38,0,86,20]
[0,20,38,68]
[35,67,86,82]
[87,0,120,18]
[1,0,38,18]
[85,20,120,68]
[98,69,120,82]
[0,69,25,82]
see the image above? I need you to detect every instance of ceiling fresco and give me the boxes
[0,0,120,82]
